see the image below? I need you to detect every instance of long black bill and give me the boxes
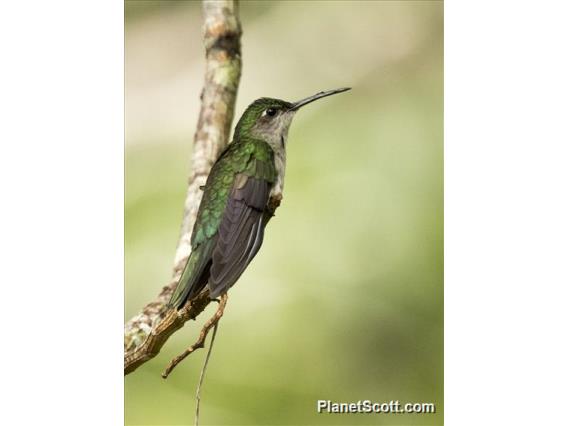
[289,87,351,111]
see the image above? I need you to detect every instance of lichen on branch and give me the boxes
[124,0,243,375]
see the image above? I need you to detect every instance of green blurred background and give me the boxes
[125,1,443,425]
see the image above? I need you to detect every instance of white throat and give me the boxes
[250,111,295,198]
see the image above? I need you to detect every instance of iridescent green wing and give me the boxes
[207,139,277,297]
[169,140,276,308]
[168,142,245,309]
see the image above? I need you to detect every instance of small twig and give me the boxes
[162,293,229,378]
[194,322,219,426]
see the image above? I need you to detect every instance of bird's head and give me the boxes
[234,88,351,152]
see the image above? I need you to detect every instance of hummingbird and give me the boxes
[169,88,351,309]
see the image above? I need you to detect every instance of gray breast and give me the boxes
[270,150,286,198]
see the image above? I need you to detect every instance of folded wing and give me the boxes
[208,174,270,298]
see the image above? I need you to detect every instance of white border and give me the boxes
[446,1,568,424]
[0,1,123,424]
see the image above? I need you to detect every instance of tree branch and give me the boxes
[124,0,242,375]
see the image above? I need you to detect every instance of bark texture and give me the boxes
[124,0,242,374]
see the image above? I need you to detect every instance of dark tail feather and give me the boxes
[168,239,215,309]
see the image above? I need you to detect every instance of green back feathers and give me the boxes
[191,137,276,247]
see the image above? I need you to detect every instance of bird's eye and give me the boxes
[265,108,277,117]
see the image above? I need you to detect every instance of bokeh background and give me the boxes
[125,1,443,425]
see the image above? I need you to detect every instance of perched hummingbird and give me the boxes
[169,88,350,309]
